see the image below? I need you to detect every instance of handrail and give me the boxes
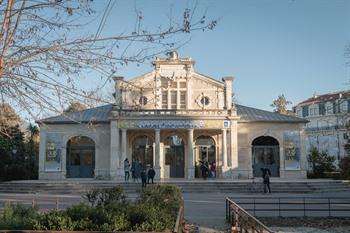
[226,197,274,233]
[231,197,350,217]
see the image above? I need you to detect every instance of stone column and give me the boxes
[110,120,120,179]
[113,76,124,108]
[222,129,227,167]
[222,76,234,109]
[230,121,238,178]
[279,145,285,178]
[187,129,195,179]
[248,145,253,178]
[121,129,127,167]
[222,128,230,178]
[155,129,161,179]
[38,130,46,179]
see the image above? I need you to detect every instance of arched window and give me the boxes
[132,135,154,168]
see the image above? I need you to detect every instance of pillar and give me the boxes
[155,129,161,179]
[222,128,230,178]
[222,76,234,109]
[279,146,285,178]
[121,129,127,167]
[230,121,238,178]
[110,120,120,179]
[222,129,227,167]
[187,129,195,179]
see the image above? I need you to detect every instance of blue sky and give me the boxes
[84,0,350,111]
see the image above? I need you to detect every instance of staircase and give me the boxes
[0,180,349,194]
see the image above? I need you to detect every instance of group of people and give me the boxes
[123,158,156,187]
[199,160,216,179]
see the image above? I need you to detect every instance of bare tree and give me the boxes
[0,0,217,134]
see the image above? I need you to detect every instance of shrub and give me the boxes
[0,185,182,232]
[307,147,336,178]
[339,155,350,180]
[83,186,127,207]
[139,184,182,218]
[0,204,38,230]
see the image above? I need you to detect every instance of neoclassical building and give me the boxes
[38,52,308,180]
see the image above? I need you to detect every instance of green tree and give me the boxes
[339,142,350,179]
[270,94,292,115]
[64,102,87,113]
[307,147,336,178]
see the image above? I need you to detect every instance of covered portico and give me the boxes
[109,114,239,180]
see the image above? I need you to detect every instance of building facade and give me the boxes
[294,91,350,162]
[38,52,307,180]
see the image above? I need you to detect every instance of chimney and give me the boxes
[222,76,234,109]
[113,76,124,108]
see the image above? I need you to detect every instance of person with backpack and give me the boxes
[262,168,271,193]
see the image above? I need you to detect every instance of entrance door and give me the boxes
[66,136,95,178]
[164,135,184,178]
[252,136,280,177]
[195,136,216,178]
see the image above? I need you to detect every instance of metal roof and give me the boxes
[38,104,307,124]
[37,104,113,124]
[236,104,307,123]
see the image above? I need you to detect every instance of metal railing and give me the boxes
[0,198,79,212]
[226,197,274,233]
[233,197,350,217]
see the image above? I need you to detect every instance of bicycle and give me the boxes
[248,177,262,193]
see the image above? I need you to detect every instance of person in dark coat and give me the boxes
[261,168,271,193]
[141,169,147,188]
[131,159,136,182]
[148,166,156,184]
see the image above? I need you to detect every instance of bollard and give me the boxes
[56,199,59,211]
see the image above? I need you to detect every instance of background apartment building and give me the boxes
[294,91,350,161]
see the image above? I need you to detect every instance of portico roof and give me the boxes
[37,104,307,124]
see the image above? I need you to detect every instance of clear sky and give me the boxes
[83,0,350,111]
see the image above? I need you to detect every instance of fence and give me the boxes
[226,198,274,233]
[0,197,79,212]
[232,197,350,217]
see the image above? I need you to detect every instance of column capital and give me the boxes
[121,128,127,132]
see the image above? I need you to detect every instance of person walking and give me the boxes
[210,162,216,178]
[141,169,147,188]
[261,167,271,193]
[124,158,130,181]
[147,166,156,184]
[131,158,136,182]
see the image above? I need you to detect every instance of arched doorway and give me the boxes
[164,135,185,178]
[195,135,216,178]
[131,135,154,169]
[66,136,95,178]
[252,136,280,177]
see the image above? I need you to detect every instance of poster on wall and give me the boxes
[45,133,63,172]
[283,131,301,170]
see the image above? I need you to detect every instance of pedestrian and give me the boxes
[263,170,271,194]
[200,161,208,179]
[261,167,271,193]
[141,169,147,188]
[124,158,130,181]
[210,162,216,178]
[131,158,136,182]
[148,166,156,184]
